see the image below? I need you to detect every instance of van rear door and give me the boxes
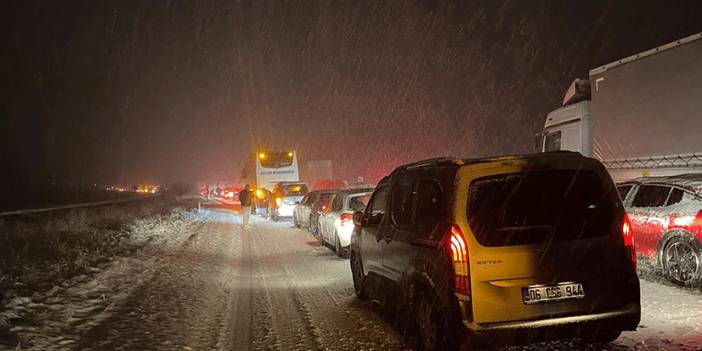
[457,162,636,324]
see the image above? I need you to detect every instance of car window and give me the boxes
[367,186,388,227]
[322,195,334,211]
[391,181,415,228]
[617,185,633,201]
[414,180,443,237]
[348,194,371,211]
[468,170,614,247]
[317,194,332,209]
[332,195,343,212]
[631,185,671,208]
[666,188,684,206]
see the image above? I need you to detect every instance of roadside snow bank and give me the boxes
[0,206,199,350]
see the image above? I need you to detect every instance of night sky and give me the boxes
[3,1,702,186]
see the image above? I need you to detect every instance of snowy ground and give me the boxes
[2,204,701,350]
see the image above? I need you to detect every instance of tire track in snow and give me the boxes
[250,225,324,350]
[252,222,409,351]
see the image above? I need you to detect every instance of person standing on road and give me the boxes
[239,184,254,229]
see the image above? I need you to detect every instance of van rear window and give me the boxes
[467,170,614,247]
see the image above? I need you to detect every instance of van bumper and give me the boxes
[464,302,640,346]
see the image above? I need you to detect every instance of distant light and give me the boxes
[288,151,293,157]
[259,153,266,159]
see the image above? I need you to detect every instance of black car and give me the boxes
[349,153,640,350]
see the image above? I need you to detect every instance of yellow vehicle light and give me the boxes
[256,189,265,199]
[275,197,283,206]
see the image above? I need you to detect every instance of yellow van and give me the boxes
[350,152,640,349]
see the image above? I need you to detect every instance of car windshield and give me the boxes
[281,184,309,196]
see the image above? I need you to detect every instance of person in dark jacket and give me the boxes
[239,184,254,229]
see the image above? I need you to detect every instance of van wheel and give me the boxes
[350,252,368,300]
[663,236,702,286]
[416,290,453,351]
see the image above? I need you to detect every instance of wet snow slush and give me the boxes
[4,203,702,350]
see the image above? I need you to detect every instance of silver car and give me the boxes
[318,188,373,257]
[293,192,316,229]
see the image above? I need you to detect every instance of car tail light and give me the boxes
[691,210,702,236]
[340,213,353,226]
[449,225,470,296]
[622,213,636,270]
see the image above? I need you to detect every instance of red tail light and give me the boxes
[692,210,702,236]
[340,213,353,226]
[449,225,470,296]
[622,214,636,270]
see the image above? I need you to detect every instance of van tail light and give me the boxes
[449,225,470,296]
[340,213,353,226]
[622,214,636,270]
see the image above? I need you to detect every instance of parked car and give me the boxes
[349,153,640,350]
[269,181,309,221]
[617,174,702,286]
[318,188,373,257]
[294,190,321,229]
[310,191,336,235]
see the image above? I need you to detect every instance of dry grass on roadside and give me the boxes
[0,197,195,295]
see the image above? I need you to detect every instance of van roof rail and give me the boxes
[391,157,460,173]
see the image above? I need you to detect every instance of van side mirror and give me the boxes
[353,211,365,227]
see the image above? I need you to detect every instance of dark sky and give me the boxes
[3,0,702,186]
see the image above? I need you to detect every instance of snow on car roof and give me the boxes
[624,174,702,193]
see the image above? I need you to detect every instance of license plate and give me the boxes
[522,283,585,305]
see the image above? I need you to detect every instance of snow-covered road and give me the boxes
[5,206,702,350]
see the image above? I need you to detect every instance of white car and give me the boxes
[270,182,309,221]
[318,188,373,257]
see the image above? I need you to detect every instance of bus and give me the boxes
[255,150,300,191]
[241,150,301,214]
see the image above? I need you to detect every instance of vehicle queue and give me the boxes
[209,151,702,350]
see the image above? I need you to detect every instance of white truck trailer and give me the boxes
[539,32,702,182]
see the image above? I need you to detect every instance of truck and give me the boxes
[538,32,702,182]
